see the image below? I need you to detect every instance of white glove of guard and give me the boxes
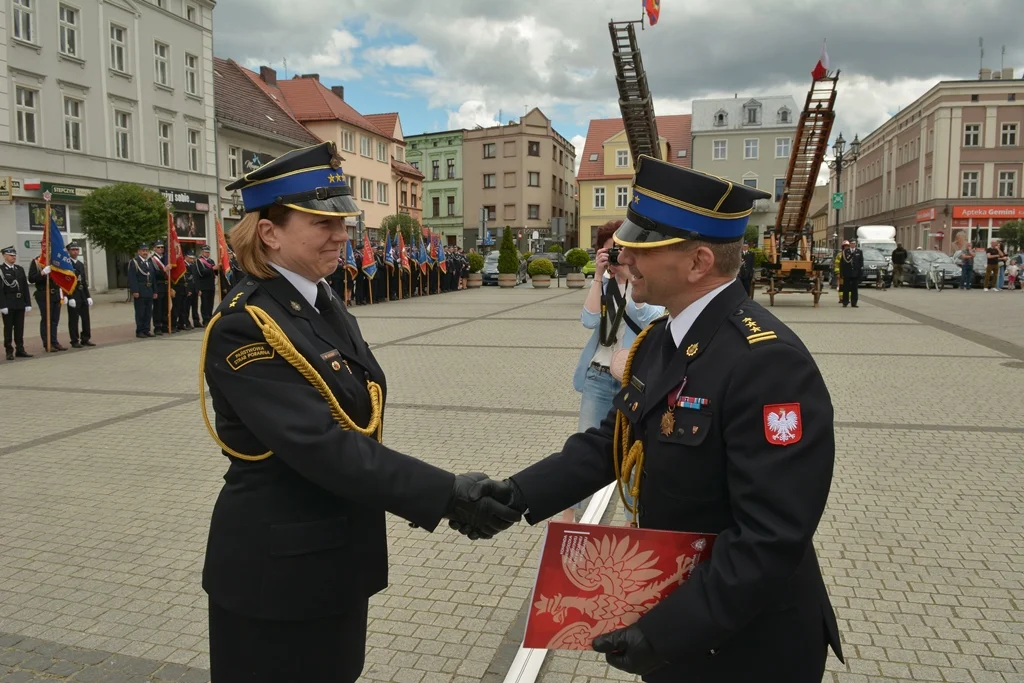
[0,308,8,315]
[25,306,32,312]
[42,265,51,275]
[68,298,77,308]
[87,298,93,306]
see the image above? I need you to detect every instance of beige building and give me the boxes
[841,68,1024,251]
[462,108,577,249]
[807,184,831,247]
[364,113,423,229]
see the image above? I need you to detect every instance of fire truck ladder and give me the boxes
[609,21,661,163]
[765,74,839,307]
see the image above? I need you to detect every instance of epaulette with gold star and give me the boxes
[728,307,780,347]
[217,277,260,315]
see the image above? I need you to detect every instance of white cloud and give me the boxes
[447,101,501,130]
[239,29,362,80]
[364,44,436,69]
[569,134,586,174]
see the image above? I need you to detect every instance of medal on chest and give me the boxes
[661,377,688,436]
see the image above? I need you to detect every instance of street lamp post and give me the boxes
[826,132,860,252]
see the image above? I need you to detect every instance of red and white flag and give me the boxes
[811,40,829,81]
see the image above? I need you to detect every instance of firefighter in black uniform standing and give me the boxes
[184,251,201,328]
[150,241,171,335]
[65,243,95,347]
[196,245,218,325]
[127,243,155,338]
[1,246,33,360]
[202,141,521,682]
[840,239,863,308]
[29,253,65,350]
[452,158,844,683]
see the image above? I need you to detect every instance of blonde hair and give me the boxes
[227,206,293,279]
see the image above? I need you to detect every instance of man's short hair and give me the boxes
[676,240,742,277]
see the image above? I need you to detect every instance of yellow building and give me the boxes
[576,115,691,248]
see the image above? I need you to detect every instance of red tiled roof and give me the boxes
[576,114,692,181]
[392,158,424,180]
[214,58,320,146]
[364,113,399,140]
[276,77,389,139]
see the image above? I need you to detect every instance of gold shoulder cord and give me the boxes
[612,322,657,527]
[198,307,384,462]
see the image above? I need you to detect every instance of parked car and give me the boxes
[528,252,573,278]
[481,251,528,285]
[859,246,892,287]
[904,250,959,288]
[582,259,596,278]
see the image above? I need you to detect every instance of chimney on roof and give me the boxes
[980,67,992,80]
[299,73,320,82]
[1002,67,1015,79]
[331,85,345,100]
[259,66,277,86]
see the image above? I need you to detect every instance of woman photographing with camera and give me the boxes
[563,220,664,522]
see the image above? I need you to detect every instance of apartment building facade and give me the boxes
[462,108,577,249]
[691,95,799,238]
[1,0,218,291]
[576,114,691,248]
[364,113,423,231]
[840,69,1024,251]
[405,130,464,246]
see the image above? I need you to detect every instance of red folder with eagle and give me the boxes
[523,522,716,650]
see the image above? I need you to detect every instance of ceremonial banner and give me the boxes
[167,213,187,285]
[361,235,377,278]
[398,233,410,272]
[345,240,359,275]
[40,210,79,295]
[523,522,716,650]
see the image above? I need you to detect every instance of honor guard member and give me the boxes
[196,245,217,325]
[65,243,95,347]
[151,241,171,334]
[28,252,66,351]
[127,244,156,338]
[456,157,844,682]
[1,246,33,360]
[203,141,521,682]
[184,251,201,328]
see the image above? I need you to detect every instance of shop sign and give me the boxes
[27,203,68,232]
[41,182,95,201]
[160,188,210,212]
[241,149,276,173]
[915,207,936,223]
[0,177,12,203]
[952,205,1024,220]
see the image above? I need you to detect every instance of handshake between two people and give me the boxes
[444,472,525,540]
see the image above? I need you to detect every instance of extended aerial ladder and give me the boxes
[609,21,661,163]
[763,75,839,306]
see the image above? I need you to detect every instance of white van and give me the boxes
[856,226,897,256]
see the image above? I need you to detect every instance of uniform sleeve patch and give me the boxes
[226,342,276,370]
[763,403,802,446]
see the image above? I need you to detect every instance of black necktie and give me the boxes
[662,322,677,366]
[315,282,352,347]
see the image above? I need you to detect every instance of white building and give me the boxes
[0,0,217,292]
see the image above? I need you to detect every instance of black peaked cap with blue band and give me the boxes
[225,141,360,218]
[614,155,773,248]
[2,246,17,255]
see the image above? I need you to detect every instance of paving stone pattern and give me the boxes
[1,286,1022,683]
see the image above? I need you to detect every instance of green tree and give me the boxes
[743,225,760,246]
[498,226,519,274]
[997,220,1024,252]
[379,213,421,245]
[565,247,589,272]
[549,244,563,254]
[80,184,168,256]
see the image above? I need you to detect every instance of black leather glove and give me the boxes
[448,477,527,539]
[592,623,667,676]
[445,473,522,540]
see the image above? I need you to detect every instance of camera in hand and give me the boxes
[607,247,621,265]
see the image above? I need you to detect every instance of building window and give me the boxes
[410,186,417,207]
[998,171,1016,198]
[964,124,980,147]
[616,186,629,208]
[360,135,372,157]
[775,137,791,159]
[1001,123,1018,146]
[528,171,540,187]
[395,146,404,162]
[447,158,455,179]
[593,186,606,209]
[360,179,373,201]
[712,140,727,160]
[502,204,515,221]
[114,110,131,160]
[483,143,496,158]
[504,172,516,188]
[59,4,79,56]
[341,130,355,153]
[744,139,759,159]
[187,128,201,171]
[774,178,785,202]
[13,0,34,43]
[158,122,173,167]
[616,149,629,167]
[410,161,419,170]
[110,24,127,73]
[484,205,496,221]
[154,42,170,86]
[186,4,197,22]
[63,97,83,151]
[528,141,540,156]
[377,182,388,204]
[961,171,979,197]
[714,110,727,127]
[744,102,761,125]
[377,141,388,162]
[400,186,407,207]
[447,196,455,216]
[432,197,440,217]
[504,141,516,156]
[528,204,540,220]
[228,145,238,178]
[184,53,198,95]
[742,178,758,189]
[15,87,38,144]
[431,159,440,181]
[483,174,496,188]
[777,107,791,124]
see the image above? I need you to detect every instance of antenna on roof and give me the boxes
[978,38,984,76]
[1002,44,1006,70]
[283,57,288,80]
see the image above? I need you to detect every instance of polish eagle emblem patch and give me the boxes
[763,403,802,446]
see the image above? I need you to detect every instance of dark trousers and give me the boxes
[200,288,215,323]
[172,287,190,328]
[154,291,169,332]
[34,292,61,345]
[133,295,153,334]
[208,598,367,683]
[2,309,26,351]
[67,299,91,343]
[189,290,201,325]
[739,275,752,298]
[841,277,859,306]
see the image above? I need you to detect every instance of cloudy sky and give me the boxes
[212,0,1023,179]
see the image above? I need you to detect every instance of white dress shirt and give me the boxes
[665,279,736,348]
[269,262,327,312]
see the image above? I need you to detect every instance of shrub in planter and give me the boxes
[565,248,590,271]
[528,258,555,277]
[549,244,563,254]
[468,252,484,273]
[498,227,519,274]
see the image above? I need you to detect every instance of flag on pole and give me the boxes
[419,236,429,274]
[437,237,447,274]
[167,213,187,284]
[429,235,438,264]
[216,219,230,275]
[41,210,79,295]
[361,235,377,278]
[644,0,661,26]
[811,40,829,81]
[384,232,395,269]
[398,233,410,272]
[345,239,359,275]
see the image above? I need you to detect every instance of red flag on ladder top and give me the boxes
[644,0,660,26]
[811,40,829,81]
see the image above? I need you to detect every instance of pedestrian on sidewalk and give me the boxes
[890,243,908,286]
[983,240,1001,290]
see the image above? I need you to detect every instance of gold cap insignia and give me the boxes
[686,343,699,357]
[328,143,343,169]
[290,301,302,311]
